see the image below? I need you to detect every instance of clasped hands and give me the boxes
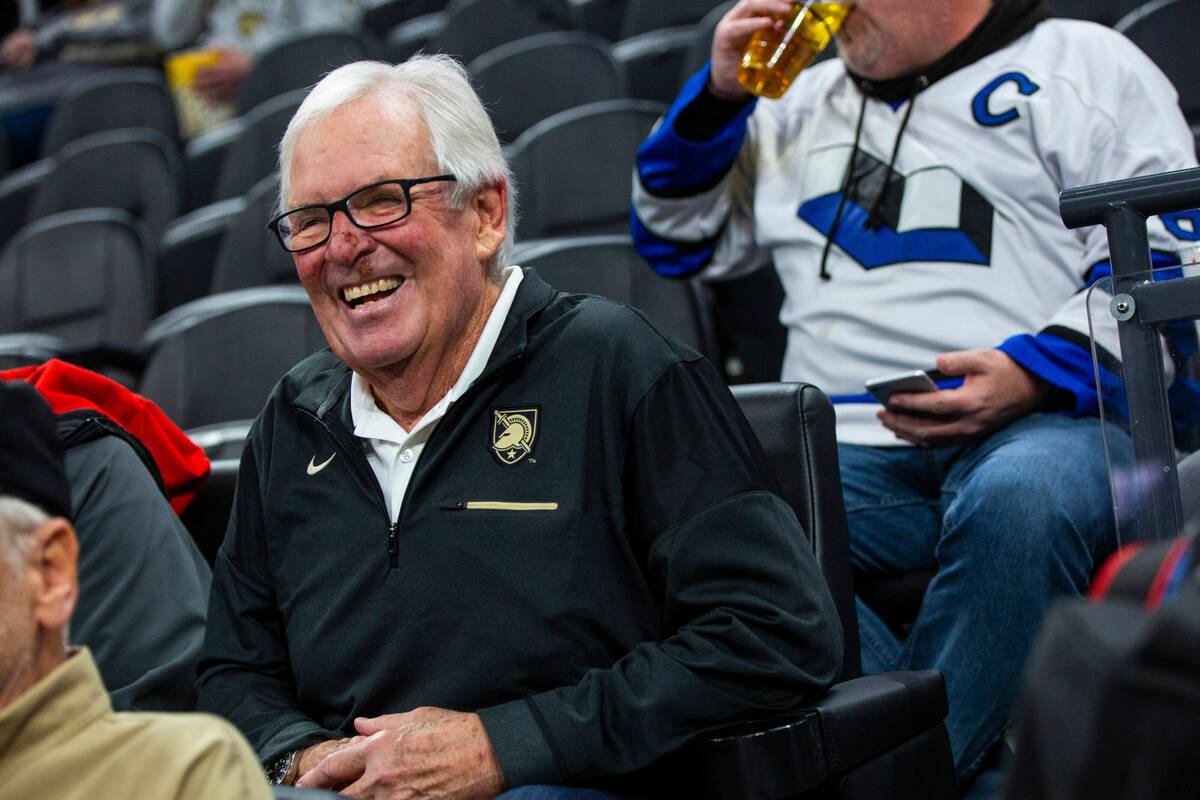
[876,349,1053,447]
[295,706,505,800]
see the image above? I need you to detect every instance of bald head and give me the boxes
[0,496,78,713]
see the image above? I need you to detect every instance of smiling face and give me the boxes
[287,95,506,389]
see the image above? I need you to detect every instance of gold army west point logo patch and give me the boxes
[491,408,539,466]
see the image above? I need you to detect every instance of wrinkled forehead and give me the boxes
[288,98,437,204]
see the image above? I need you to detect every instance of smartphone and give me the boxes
[865,369,945,405]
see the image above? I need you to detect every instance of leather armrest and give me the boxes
[815,670,947,775]
[679,670,948,799]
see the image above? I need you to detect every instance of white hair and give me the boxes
[0,496,70,649]
[277,55,517,282]
[0,496,47,575]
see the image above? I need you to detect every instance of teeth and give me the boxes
[343,277,401,302]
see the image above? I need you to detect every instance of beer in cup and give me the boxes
[738,2,855,99]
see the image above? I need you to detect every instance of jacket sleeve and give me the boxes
[631,64,769,281]
[195,428,335,764]
[477,356,844,786]
[67,434,211,712]
[996,30,1198,415]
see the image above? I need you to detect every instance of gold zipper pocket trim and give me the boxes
[462,501,559,511]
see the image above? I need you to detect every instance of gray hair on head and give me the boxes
[276,55,518,282]
[0,495,47,575]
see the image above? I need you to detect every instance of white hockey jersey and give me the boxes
[633,18,1198,445]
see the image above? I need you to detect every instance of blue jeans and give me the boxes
[497,788,631,799]
[839,413,1130,787]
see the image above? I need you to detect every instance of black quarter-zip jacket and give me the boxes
[196,269,843,791]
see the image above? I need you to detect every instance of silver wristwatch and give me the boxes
[266,750,300,785]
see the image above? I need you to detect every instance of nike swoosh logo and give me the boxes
[306,453,335,475]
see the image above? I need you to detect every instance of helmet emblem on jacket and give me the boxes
[491,408,539,466]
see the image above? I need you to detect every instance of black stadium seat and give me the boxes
[209,172,297,294]
[507,98,665,239]
[506,97,667,241]
[611,26,698,104]
[424,0,566,64]
[234,28,379,115]
[680,2,734,83]
[360,0,446,40]
[1050,0,1143,26]
[1116,0,1200,130]
[156,196,248,314]
[210,89,306,204]
[468,31,627,144]
[138,286,326,432]
[673,382,956,800]
[0,209,155,358]
[37,67,179,159]
[512,233,721,364]
[618,0,729,39]
[26,128,183,244]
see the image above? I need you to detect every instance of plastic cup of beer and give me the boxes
[738,2,855,99]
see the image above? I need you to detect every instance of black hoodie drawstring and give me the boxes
[818,75,928,280]
[865,74,927,229]
[818,90,869,281]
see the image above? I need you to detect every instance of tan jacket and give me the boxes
[0,648,272,800]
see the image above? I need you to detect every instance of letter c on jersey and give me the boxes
[972,71,1040,127]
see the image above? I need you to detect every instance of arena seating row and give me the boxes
[0,0,1196,450]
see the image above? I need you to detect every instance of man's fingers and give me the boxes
[355,712,409,734]
[296,741,369,789]
[883,388,967,418]
[936,347,995,377]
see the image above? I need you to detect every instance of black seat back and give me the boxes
[508,98,665,239]
[235,29,378,114]
[0,209,155,350]
[619,0,729,39]
[39,67,179,158]
[1117,0,1200,126]
[514,234,721,364]
[428,0,565,63]
[468,31,627,144]
[138,286,326,429]
[212,89,305,202]
[210,172,297,293]
[730,382,861,679]
[27,128,183,243]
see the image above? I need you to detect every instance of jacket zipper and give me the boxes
[388,522,399,568]
[302,407,398,569]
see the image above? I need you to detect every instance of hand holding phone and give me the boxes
[865,369,946,405]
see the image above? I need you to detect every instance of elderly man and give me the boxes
[196,54,843,800]
[0,380,271,799]
[631,0,1199,795]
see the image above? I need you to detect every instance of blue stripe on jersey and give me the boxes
[999,332,1120,417]
[630,210,716,277]
[1085,260,1111,286]
[799,193,989,268]
[1086,249,1179,286]
[635,64,756,196]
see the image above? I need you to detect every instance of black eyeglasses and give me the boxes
[267,175,458,252]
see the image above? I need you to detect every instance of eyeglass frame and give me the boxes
[266,174,459,252]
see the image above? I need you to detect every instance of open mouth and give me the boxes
[343,277,403,308]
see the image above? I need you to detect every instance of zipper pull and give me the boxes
[387,523,399,568]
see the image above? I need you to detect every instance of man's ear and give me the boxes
[30,518,77,631]
[473,182,508,264]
